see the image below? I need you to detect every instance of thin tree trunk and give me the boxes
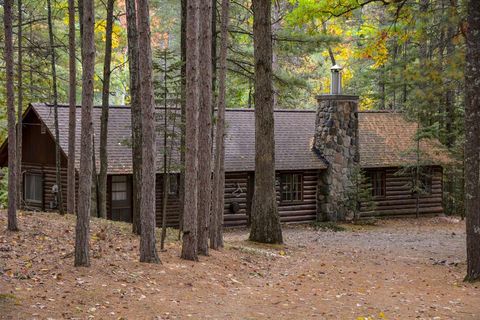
[464,0,480,282]
[197,0,213,256]
[210,0,229,250]
[178,0,187,240]
[4,0,18,231]
[137,0,160,264]
[181,0,200,261]
[74,0,95,267]
[47,0,64,214]
[249,0,282,244]
[161,48,169,251]
[67,0,77,215]
[16,0,23,208]
[99,0,115,219]
[126,0,142,235]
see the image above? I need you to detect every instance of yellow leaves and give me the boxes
[356,312,387,320]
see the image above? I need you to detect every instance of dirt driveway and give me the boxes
[1,212,478,319]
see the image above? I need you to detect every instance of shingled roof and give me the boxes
[28,103,448,174]
[358,112,450,168]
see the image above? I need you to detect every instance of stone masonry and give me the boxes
[314,95,360,221]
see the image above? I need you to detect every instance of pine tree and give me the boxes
[74,0,95,267]
[138,0,160,263]
[249,0,283,244]
[4,0,18,231]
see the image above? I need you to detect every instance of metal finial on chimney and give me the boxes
[330,64,343,95]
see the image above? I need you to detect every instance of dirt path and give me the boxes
[1,212,478,319]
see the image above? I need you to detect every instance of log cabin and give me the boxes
[0,93,450,226]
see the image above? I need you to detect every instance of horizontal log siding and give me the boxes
[276,170,318,223]
[361,166,444,217]
[155,174,181,228]
[20,163,75,212]
[223,172,249,227]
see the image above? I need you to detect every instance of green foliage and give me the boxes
[311,221,346,232]
[344,167,375,220]
[0,168,8,208]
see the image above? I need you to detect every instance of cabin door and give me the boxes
[110,175,132,222]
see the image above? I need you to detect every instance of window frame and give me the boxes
[111,175,128,202]
[369,170,386,199]
[24,172,43,204]
[279,172,304,204]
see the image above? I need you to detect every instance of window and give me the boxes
[168,174,178,195]
[24,173,43,203]
[112,176,128,201]
[370,171,386,198]
[280,173,303,202]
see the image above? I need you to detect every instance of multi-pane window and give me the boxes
[370,171,386,198]
[280,173,303,202]
[112,175,128,201]
[24,173,43,203]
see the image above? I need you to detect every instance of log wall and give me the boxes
[276,170,318,223]
[360,166,444,217]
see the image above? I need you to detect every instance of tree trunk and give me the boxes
[178,0,187,239]
[99,0,115,219]
[249,0,282,244]
[197,0,213,256]
[161,49,169,251]
[74,0,95,267]
[4,0,18,231]
[67,0,77,215]
[464,0,480,282]
[137,0,160,264]
[181,0,200,261]
[210,0,229,250]
[126,0,142,235]
[16,0,23,208]
[47,0,64,214]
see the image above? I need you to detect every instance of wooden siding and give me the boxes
[155,174,181,227]
[223,172,250,227]
[223,171,319,227]
[361,166,444,217]
[20,163,74,212]
[276,170,318,223]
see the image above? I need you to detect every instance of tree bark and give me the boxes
[137,0,160,263]
[99,0,115,219]
[47,0,64,215]
[249,0,282,244]
[16,0,23,208]
[67,0,77,215]
[125,0,142,235]
[178,0,187,239]
[4,0,18,231]
[181,0,200,261]
[464,0,480,282]
[74,0,95,267]
[197,0,213,256]
[210,0,229,250]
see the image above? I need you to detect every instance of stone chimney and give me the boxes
[315,66,359,221]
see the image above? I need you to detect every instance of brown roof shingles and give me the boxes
[31,104,448,174]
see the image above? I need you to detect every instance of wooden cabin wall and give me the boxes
[223,172,250,227]
[276,170,318,223]
[223,171,319,227]
[20,163,76,212]
[361,166,444,217]
[155,174,181,228]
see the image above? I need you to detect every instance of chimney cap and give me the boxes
[330,64,343,71]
